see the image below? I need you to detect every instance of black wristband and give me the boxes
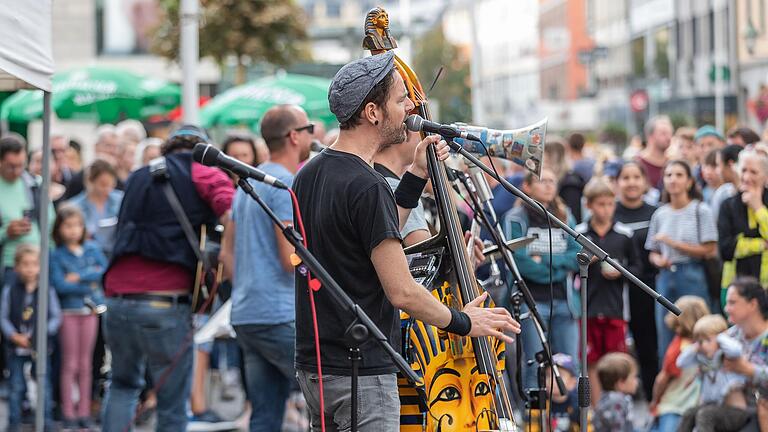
[441,308,472,336]
[395,171,427,209]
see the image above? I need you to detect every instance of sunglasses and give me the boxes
[285,123,315,137]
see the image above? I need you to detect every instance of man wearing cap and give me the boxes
[695,124,726,158]
[100,125,234,431]
[292,52,521,429]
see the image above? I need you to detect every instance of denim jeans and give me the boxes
[651,413,681,432]
[7,351,53,426]
[234,322,296,432]
[101,297,192,432]
[519,299,579,389]
[296,370,400,432]
[654,262,709,365]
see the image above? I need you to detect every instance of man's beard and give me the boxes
[299,145,311,162]
[378,112,407,152]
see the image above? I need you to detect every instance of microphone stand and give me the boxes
[453,168,568,402]
[236,177,421,432]
[443,141,681,432]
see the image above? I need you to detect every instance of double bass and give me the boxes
[362,8,518,431]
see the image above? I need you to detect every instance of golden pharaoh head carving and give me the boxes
[363,7,397,51]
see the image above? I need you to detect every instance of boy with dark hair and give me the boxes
[567,132,595,183]
[594,352,639,432]
[0,245,61,431]
[711,144,744,221]
[576,177,635,401]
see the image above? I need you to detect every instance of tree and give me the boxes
[151,0,310,84]
[412,23,472,123]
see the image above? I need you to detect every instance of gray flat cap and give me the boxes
[329,51,396,123]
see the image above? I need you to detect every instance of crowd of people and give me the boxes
[0,121,283,431]
[497,115,768,432]
[1,61,768,432]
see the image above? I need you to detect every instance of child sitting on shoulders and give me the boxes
[593,352,639,432]
[676,314,750,432]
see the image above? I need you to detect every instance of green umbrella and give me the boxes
[200,73,336,132]
[0,66,181,123]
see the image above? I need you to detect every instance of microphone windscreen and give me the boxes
[405,115,422,133]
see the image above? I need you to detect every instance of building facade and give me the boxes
[467,0,541,129]
[736,0,768,129]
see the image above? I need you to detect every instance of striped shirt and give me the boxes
[645,200,717,264]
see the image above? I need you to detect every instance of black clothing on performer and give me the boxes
[293,148,403,376]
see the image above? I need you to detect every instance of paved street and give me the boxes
[0,369,310,431]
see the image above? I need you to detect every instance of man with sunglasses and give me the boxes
[219,104,313,431]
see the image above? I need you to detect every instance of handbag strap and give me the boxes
[149,157,205,265]
[161,182,205,265]
[695,201,701,244]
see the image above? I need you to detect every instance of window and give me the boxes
[709,11,715,53]
[96,0,161,56]
[632,36,646,77]
[326,0,341,18]
[655,28,670,78]
[693,16,699,56]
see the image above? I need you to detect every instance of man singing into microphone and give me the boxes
[292,51,521,430]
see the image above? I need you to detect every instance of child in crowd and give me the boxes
[701,149,723,204]
[593,352,639,432]
[677,314,750,432]
[504,168,580,390]
[527,353,586,432]
[50,205,108,430]
[613,161,660,402]
[0,245,61,431]
[576,177,635,404]
[650,295,709,432]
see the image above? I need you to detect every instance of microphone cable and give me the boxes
[289,188,327,432]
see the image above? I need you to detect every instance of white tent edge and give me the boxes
[0,1,54,431]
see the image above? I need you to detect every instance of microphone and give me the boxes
[405,115,481,142]
[192,143,288,190]
[469,165,494,204]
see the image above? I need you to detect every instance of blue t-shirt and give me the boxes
[231,162,295,326]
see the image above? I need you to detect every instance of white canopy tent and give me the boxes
[0,1,54,430]
[0,0,54,93]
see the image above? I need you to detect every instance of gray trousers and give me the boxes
[677,403,752,432]
[296,370,400,432]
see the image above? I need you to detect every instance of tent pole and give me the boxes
[35,90,51,432]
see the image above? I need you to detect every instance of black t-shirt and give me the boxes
[613,202,657,283]
[576,221,635,318]
[293,148,403,376]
